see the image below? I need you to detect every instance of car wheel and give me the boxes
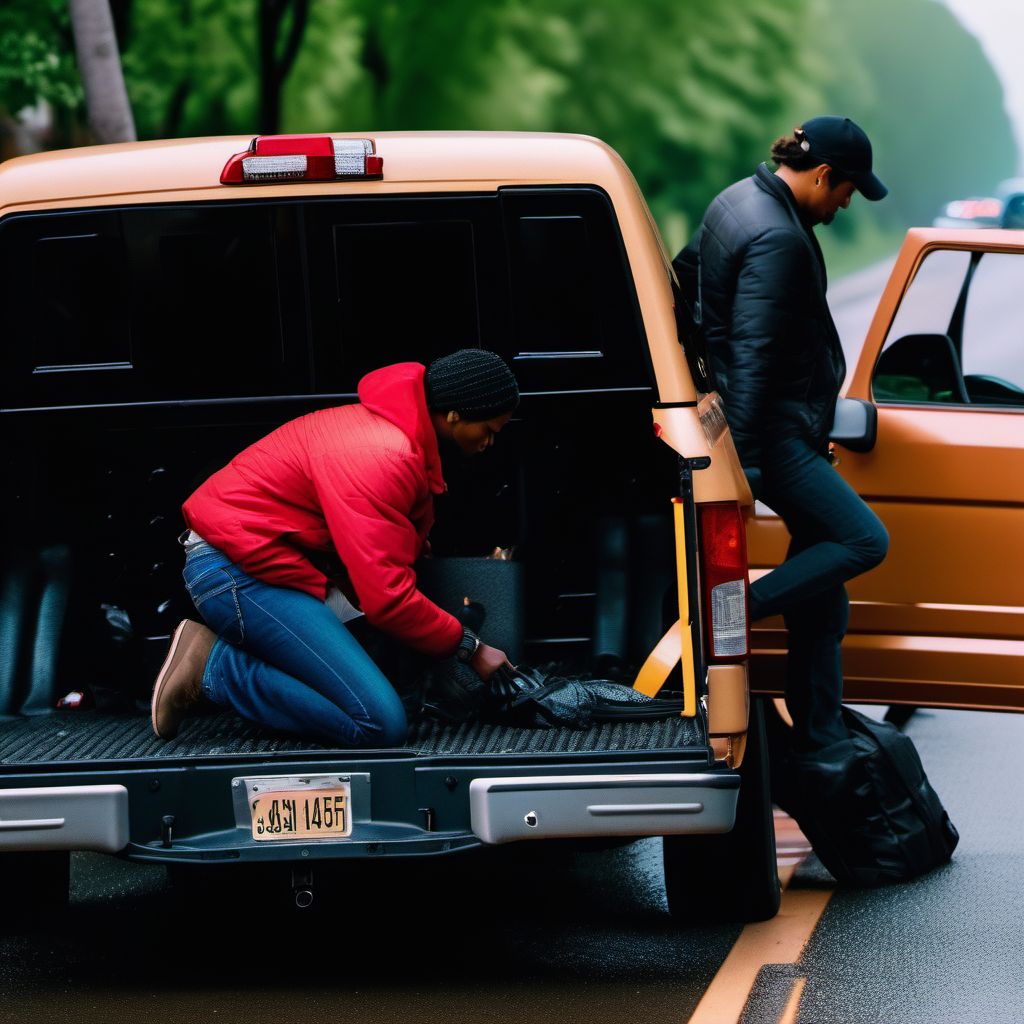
[663,698,781,924]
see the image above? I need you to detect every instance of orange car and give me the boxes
[748,228,1024,710]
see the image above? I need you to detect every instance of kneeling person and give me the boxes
[151,349,519,746]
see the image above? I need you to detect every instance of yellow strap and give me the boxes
[633,619,682,697]
[632,499,698,717]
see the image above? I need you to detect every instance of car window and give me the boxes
[872,247,1024,408]
[882,248,971,344]
[959,251,1024,404]
[0,204,308,409]
[304,196,495,392]
[2,187,652,409]
[305,188,652,396]
[501,187,651,393]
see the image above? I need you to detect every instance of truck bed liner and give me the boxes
[0,710,704,765]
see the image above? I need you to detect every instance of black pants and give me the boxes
[749,435,889,749]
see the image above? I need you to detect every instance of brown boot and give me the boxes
[151,620,217,739]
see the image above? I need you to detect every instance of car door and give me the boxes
[747,229,1024,710]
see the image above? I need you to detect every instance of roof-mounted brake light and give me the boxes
[220,135,383,185]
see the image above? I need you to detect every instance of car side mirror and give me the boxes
[830,397,877,453]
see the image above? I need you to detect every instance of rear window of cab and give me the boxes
[0,187,651,410]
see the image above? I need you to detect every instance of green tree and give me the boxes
[0,0,83,152]
[283,0,823,250]
[515,0,826,248]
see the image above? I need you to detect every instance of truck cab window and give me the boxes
[1,205,306,408]
[501,187,651,393]
[31,233,132,372]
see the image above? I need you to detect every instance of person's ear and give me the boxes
[446,410,460,424]
[816,164,833,189]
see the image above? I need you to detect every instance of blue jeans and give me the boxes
[182,541,407,747]
[749,435,889,749]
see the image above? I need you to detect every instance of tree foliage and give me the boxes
[1,0,1019,253]
[0,0,82,117]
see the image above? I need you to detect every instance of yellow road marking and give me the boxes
[686,889,831,1024]
[686,813,832,1024]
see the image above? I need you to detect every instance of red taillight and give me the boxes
[698,501,749,661]
[220,135,383,185]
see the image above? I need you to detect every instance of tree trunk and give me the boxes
[68,0,137,144]
[259,0,309,135]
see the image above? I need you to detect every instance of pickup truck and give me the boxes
[1,133,1017,926]
[0,132,774,925]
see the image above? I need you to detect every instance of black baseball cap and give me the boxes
[799,115,888,201]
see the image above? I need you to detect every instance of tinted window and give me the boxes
[502,188,650,392]
[31,232,132,371]
[122,204,300,401]
[874,247,1024,407]
[333,219,479,382]
[306,196,508,392]
[2,187,651,408]
[307,189,649,396]
[0,204,306,408]
[510,214,600,352]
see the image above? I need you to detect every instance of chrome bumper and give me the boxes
[0,785,129,853]
[469,772,739,844]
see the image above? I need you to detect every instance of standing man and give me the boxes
[674,116,890,751]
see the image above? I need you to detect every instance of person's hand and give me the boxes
[470,643,511,681]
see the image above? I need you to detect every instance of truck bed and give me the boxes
[0,709,705,766]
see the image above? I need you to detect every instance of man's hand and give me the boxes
[471,643,512,681]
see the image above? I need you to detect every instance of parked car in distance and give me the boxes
[931,179,1024,230]
[931,196,1002,229]
[997,177,1024,229]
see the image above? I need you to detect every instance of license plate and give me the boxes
[246,777,352,842]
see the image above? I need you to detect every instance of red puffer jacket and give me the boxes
[182,363,462,657]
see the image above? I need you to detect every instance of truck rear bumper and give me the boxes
[0,785,129,853]
[469,773,737,843]
[1,749,735,862]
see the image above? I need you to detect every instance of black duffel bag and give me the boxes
[423,661,684,728]
[774,707,959,887]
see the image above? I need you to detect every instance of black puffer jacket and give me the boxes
[674,163,845,475]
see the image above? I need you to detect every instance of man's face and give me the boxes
[817,173,857,225]
[450,411,513,455]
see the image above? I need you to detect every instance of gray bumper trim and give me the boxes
[470,772,738,844]
[0,785,129,853]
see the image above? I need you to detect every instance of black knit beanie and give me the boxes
[424,349,520,421]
